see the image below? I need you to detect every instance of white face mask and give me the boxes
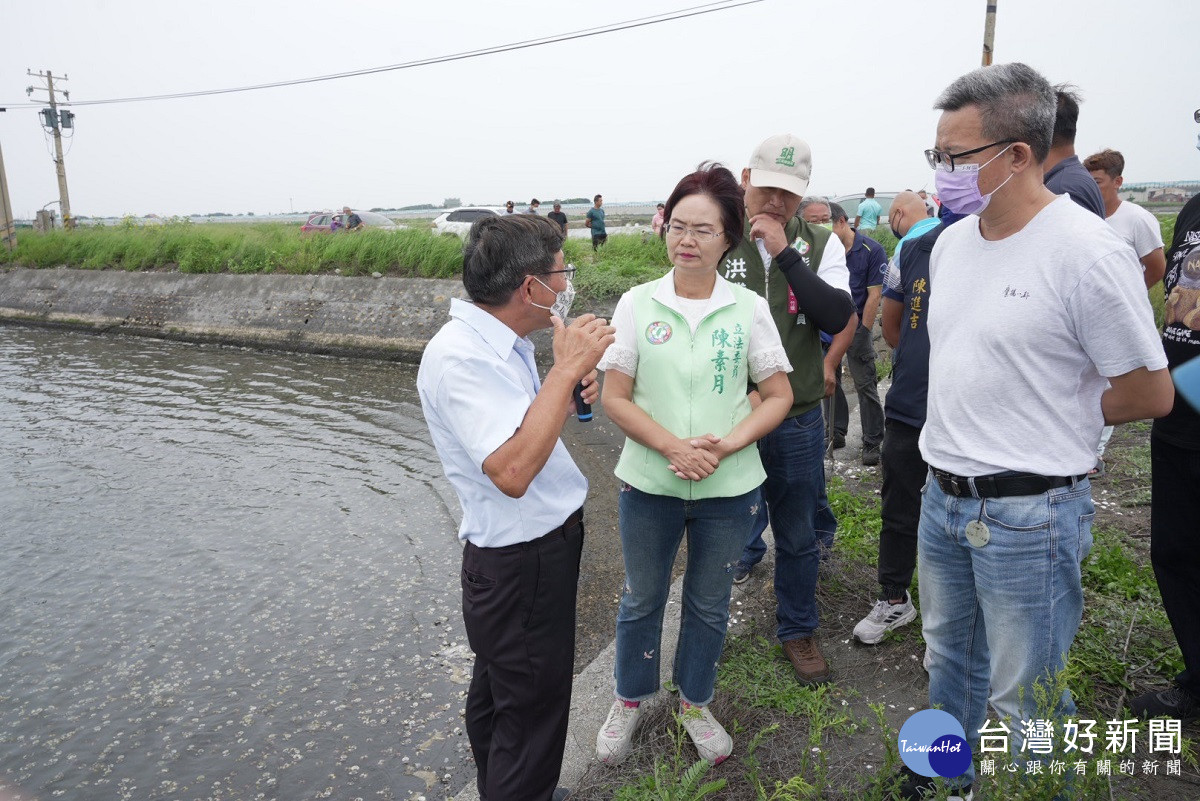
[531,274,576,320]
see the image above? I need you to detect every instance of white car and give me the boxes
[432,207,507,236]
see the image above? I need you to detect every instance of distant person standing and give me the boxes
[547,202,568,234]
[854,188,883,231]
[1043,86,1106,218]
[651,203,666,236]
[586,194,607,250]
[342,206,364,232]
[505,200,516,214]
[1083,149,1166,288]
[527,198,541,214]
[1084,147,1168,475]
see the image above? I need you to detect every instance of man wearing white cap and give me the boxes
[723,134,857,684]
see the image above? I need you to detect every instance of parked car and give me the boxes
[301,210,399,233]
[432,207,507,236]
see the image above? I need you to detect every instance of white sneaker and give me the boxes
[680,703,732,764]
[853,596,918,644]
[596,700,642,764]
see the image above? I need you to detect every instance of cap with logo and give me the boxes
[748,134,812,197]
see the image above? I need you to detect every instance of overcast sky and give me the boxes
[2,0,1197,219]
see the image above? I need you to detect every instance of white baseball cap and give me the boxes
[747,134,812,197]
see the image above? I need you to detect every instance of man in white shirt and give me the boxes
[417,214,614,801]
[893,62,1174,801]
[1083,148,1167,289]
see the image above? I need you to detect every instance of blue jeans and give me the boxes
[919,473,1094,786]
[738,406,826,641]
[614,484,761,706]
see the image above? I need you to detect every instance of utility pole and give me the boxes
[981,1,998,66]
[27,69,74,228]
[0,108,14,253]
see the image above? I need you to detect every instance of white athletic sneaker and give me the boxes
[596,700,642,764]
[853,596,918,644]
[680,703,732,764]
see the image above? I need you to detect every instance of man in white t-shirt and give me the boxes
[1083,148,1167,289]
[1081,148,1168,473]
[890,63,1175,801]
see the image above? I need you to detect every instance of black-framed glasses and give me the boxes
[665,223,725,242]
[538,264,576,279]
[924,139,1017,171]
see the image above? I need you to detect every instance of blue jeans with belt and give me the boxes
[918,472,1093,786]
[614,484,761,706]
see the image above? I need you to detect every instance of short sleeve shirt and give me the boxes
[1107,201,1164,259]
[857,198,883,230]
[417,299,587,547]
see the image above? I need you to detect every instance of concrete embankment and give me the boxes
[0,268,468,361]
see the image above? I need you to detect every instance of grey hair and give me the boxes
[462,215,565,306]
[797,196,831,215]
[934,62,1056,163]
[829,202,848,225]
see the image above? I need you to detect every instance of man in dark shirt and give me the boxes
[852,204,962,647]
[1131,107,1200,722]
[1042,87,1105,218]
[342,206,364,231]
[547,202,568,234]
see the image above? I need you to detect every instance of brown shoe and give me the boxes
[782,636,830,685]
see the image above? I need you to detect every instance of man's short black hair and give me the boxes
[462,215,564,306]
[1053,86,1082,147]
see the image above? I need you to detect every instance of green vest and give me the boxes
[614,276,767,500]
[720,218,831,416]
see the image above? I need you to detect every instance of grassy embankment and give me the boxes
[0,219,671,302]
[0,215,1173,323]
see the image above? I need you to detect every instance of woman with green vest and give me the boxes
[593,164,794,766]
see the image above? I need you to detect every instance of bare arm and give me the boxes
[823,313,858,398]
[882,297,903,349]
[860,285,882,333]
[1141,248,1166,290]
[600,369,720,481]
[706,370,792,457]
[482,315,615,497]
[1101,366,1175,425]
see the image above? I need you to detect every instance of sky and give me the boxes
[1,0,1198,219]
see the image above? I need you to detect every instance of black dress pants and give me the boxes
[878,419,926,600]
[1150,436,1200,698]
[461,512,584,801]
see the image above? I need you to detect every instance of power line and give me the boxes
[1,1,761,109]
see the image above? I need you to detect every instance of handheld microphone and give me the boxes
[573,381,593,422]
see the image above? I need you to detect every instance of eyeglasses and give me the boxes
[539,264,576,279]
[924,139,1017,171]
[665,223,725,243]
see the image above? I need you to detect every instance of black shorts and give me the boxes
[591,233,607,248]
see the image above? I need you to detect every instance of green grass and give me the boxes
[0,220,670,299]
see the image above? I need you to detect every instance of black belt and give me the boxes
[932,469,1086,499]
[474,508,583,554]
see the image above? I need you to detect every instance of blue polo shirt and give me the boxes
[857,198,883,230]
[1044,155,1105,218]
[846,231,889,318]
